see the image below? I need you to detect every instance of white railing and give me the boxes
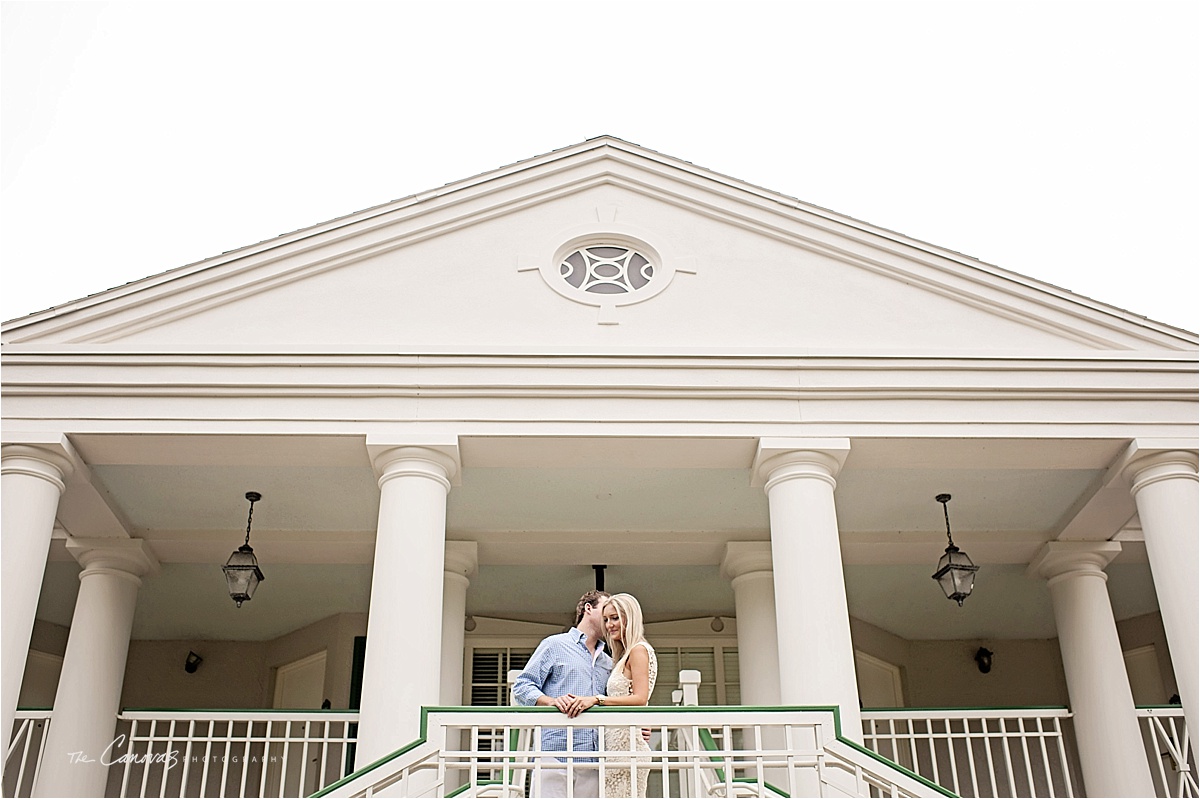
[3,710,51,798]
[106,710,358,798]
[316,707,949,798]
[6,705,1190,797]
[861,708,1080,798]
[1138,707,1197,798]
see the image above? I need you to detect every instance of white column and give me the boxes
[721,542,780,706]
[441,541,478,706]
[1124,445,1199,737]
[1,440,73,750]
[34,538,159,798]
[441,542,477,796]
[356,440,458,768]
[1028,541,1154,797]
[754,438,861,741]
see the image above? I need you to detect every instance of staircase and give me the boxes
[315,706,950,797]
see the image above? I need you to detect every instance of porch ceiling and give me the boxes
[35,433,1154,642]
[35,558,1159,643]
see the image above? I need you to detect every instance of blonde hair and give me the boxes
[602,593,647,670]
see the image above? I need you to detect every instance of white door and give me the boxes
[273,651,327,709]
[1123,645,1168,706]
[269,651,327,795]
[855,650,905,708]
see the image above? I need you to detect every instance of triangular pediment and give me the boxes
[3,137,1194,353]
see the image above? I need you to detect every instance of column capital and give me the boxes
[1027,541,1122,583]
[751,438,850,490]
[367,436,461,489]
[445,540,478,580]
[721,541,773,580]
[66,538,160,583]
[1119,440,1198,495]
[1,437,76,492]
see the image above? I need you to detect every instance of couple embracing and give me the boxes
[512,590,658,798]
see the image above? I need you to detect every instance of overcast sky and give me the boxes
[3,1,1197,335]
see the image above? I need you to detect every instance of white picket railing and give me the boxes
[6,705,1193,797]
[1138,707,1198,798]
[860,708,1080,798]
[315,706,948,798]
[106,710,358,798]
[3,710,51,798]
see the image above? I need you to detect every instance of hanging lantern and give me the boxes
[931,493,978,606]
[223,491,265,607]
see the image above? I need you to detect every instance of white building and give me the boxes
[2,137,1196,798]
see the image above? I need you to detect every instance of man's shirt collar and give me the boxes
[569,626,610,665]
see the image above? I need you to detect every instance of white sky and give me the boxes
[2,1,1197,334]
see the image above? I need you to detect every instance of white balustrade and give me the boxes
[5,705,1192,797]
[4,710,51,797]
[317,707,946,798]
[108,710,358,798]
[861,709,1080,798]
[1138,707,1198,798]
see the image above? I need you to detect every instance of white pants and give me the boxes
[531,763,599,797]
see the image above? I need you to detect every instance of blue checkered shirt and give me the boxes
[512,628,612,756]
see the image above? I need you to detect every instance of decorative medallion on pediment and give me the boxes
[560,244,655,296]
[518,207,697,324]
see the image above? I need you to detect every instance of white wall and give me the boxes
[850,616,1073,709]
[904,639,1069,708]
[23,610,1173,712]
[115,613,366,709]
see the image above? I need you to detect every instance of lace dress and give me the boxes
[602,642,658,798]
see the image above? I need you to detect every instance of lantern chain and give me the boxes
[937,493,956,549]
[243,491,261,547]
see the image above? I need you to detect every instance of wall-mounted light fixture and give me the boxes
[184,650,203,674]
[710,617,725,632]
[222,491,265,607]
[931,493,978,606]
[975,647,994,674]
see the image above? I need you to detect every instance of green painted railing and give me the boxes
[315,705,951,798]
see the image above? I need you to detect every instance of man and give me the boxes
[512,589,612,797]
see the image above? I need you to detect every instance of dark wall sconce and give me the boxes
[184,650,203,674]
[975,647,994,674]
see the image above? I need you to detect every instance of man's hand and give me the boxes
[561,694,600,718]
[540,694,594,717]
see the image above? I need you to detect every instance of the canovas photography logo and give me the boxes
[66,735,179,768]
[65,735,279,767]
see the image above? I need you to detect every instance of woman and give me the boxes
[572,593,658,797]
